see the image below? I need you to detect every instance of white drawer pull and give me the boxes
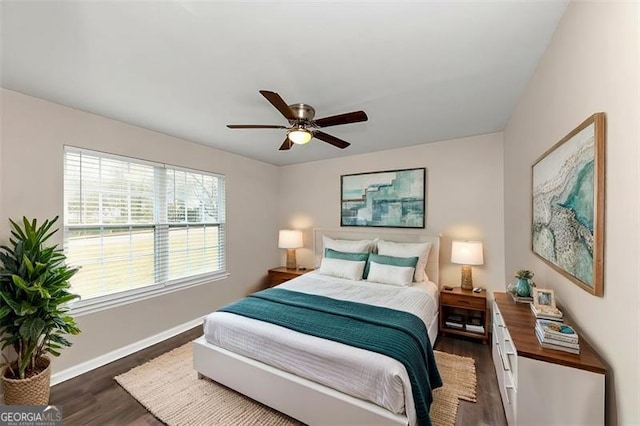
[504,383,515,404]
[496,343,510,371]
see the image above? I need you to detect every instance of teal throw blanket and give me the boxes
[219,288,442,426]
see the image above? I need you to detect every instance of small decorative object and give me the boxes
[533,288,557,311]
[0,217,81,405]
[514,270,534,297]
[451,241,484,290]
[278,230,303,270]
[341,168,425,228]
[532,113,605,296]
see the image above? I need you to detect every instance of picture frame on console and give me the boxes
[340,168,425,228]
[533,288,556,310]
[531,113,605,297]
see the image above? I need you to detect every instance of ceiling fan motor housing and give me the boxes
[288,103,316,124]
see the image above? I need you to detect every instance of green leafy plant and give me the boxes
[514,269,534,280]
[0,217,80,379]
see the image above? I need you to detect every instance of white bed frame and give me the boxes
[193,229,440,426]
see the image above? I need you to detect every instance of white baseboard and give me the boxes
[50,317,204,386]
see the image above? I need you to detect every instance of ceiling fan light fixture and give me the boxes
[227,90,366,150]
[288,128,312,145]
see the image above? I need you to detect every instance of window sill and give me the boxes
[69,272,230,317]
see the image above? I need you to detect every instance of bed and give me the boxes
[193,229,441,426]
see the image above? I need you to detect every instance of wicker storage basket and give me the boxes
[2,357,51,405]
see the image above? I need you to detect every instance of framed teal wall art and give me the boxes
[531,113,605,296]
[341,168,425,228]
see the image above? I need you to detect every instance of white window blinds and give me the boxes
[64,147,225,303]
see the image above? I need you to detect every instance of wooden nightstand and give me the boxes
[267,267,312,287]
[439,287,488,344]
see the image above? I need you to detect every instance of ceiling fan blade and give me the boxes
[227,124,287,129]
[314,111,368,128]
[279,138,293,151]
[259,90,296,121]
[314,131,350,149]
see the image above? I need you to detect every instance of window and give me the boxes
[64,147,226,312]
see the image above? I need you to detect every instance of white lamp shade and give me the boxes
[451,240,484,265]
[288,129,312,144]
[278,230,303,249]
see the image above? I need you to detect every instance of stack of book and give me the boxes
[509,292,533,304]
[445,314,464,329]
[465,316,485,334]
[535,319,580,354]
[530,303,564,321]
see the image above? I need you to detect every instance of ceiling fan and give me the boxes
[227,90,368,151]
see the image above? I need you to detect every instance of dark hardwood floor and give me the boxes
[50,329,507,426]
[49,327,203,426]
[434,336,507,426]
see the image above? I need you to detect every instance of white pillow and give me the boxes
[323,235,375,254]
[377,240,432,282]
[318,257,366,281]
[366,262,415,287]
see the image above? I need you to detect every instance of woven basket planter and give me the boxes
[2,357,51,405]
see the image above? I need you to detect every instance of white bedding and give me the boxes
[203,271,439,426]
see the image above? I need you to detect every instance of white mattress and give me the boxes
[203,271,439,426]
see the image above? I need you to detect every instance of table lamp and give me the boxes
[451,240,484,290]
[279,230,303,270]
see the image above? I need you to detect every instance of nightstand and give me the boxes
[439,287,488,344]
[267,267,312,287]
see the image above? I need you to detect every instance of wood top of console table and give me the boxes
[494,292,606,374]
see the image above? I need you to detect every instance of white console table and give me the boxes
[492,292,606,425]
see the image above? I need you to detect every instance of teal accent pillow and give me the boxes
[365,253,419,279]
[324,249,370,280]
[324,248,369,262]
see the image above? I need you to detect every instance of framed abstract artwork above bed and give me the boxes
[531,113,605,296]
[341,168,425,228]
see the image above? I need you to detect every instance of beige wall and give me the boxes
[278,132,505,294]
[0,89,280,373]
[503,2,639,424]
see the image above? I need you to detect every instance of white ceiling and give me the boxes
[1,1,568,166]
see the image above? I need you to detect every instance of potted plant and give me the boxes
[513,269,534,297]
[0,216,80,405]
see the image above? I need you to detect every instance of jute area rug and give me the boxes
[115,343,476,426]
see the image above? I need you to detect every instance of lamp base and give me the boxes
[460,265,473,290]
[285,249,297,270]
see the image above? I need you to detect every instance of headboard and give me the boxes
[313,228,441,285]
